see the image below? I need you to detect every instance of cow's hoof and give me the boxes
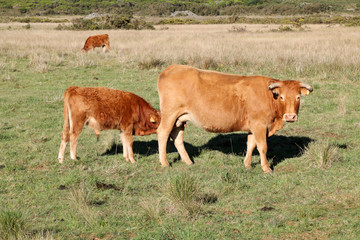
[263,168,273,174]
[58,158,64,164]
[160,162,170,167]
[245,165,252,170]
[182,160,193,165]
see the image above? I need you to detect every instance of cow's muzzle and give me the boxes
[283,113,298,122]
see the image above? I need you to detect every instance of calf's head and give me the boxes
[268,80,313,122]
[136,110,161,136]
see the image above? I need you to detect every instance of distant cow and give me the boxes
[82,34,111,52]
[157,65,313,173]
[58,86,161,163]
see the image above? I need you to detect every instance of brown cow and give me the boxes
[58,86,160,163]
[82,34,111,53]
[157,65,313,173]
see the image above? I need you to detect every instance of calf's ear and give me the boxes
[150,115,157,123]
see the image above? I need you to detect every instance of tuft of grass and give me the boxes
[68,182,97,226]
[304,140,340,169]
[138,58,165,70]
[229,25,247,33]
[139,198,164,223]
[0,210,26,240]
[166,173,202,217]
[20,231,56,240]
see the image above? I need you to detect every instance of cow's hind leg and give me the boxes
[252,126,272,173]
[157,113,179,167]
[244,133,256,170]
[170,125,192,165]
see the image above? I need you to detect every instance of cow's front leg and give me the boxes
[252,125,272,173]
[170,125,192,165]
[244,133,256,170]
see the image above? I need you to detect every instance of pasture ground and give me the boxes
[0,23,359,239]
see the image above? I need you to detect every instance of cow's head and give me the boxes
[268,80,313,122]
[81,47,89,52]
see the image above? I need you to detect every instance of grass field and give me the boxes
[0,23,360,239]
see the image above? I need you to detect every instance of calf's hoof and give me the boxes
[58,158,64,164]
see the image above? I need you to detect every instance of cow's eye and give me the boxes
[296,95,300,101]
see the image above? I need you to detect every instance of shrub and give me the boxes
[271,25,293,32]
[23,23,31,29]
[69,15,155,30]
[158,18,199,25]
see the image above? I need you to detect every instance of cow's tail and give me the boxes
[62,90,72,136]
[58,89,72,162]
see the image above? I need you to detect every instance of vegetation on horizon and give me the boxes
[1,0,360,16]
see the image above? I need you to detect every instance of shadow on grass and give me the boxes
[102,133,313,169]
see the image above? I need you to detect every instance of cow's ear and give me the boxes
[299,83,313,96]
[300,88,310,96]
[268,80,281,99]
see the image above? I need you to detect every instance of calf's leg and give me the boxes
[124,132,135,163]
[58,128,69,163]
[120,132,129,162]
[69,117,84,160]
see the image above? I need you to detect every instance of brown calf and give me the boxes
[58,86,160,163]
[82,34,111,53]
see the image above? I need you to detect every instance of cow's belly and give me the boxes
[177,112,249,133]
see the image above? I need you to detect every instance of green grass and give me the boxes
[0,32,360,239]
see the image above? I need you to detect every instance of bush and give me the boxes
[69,15,154,30]
[158,18,199,25]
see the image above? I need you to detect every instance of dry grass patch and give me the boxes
[304,140,340,169]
